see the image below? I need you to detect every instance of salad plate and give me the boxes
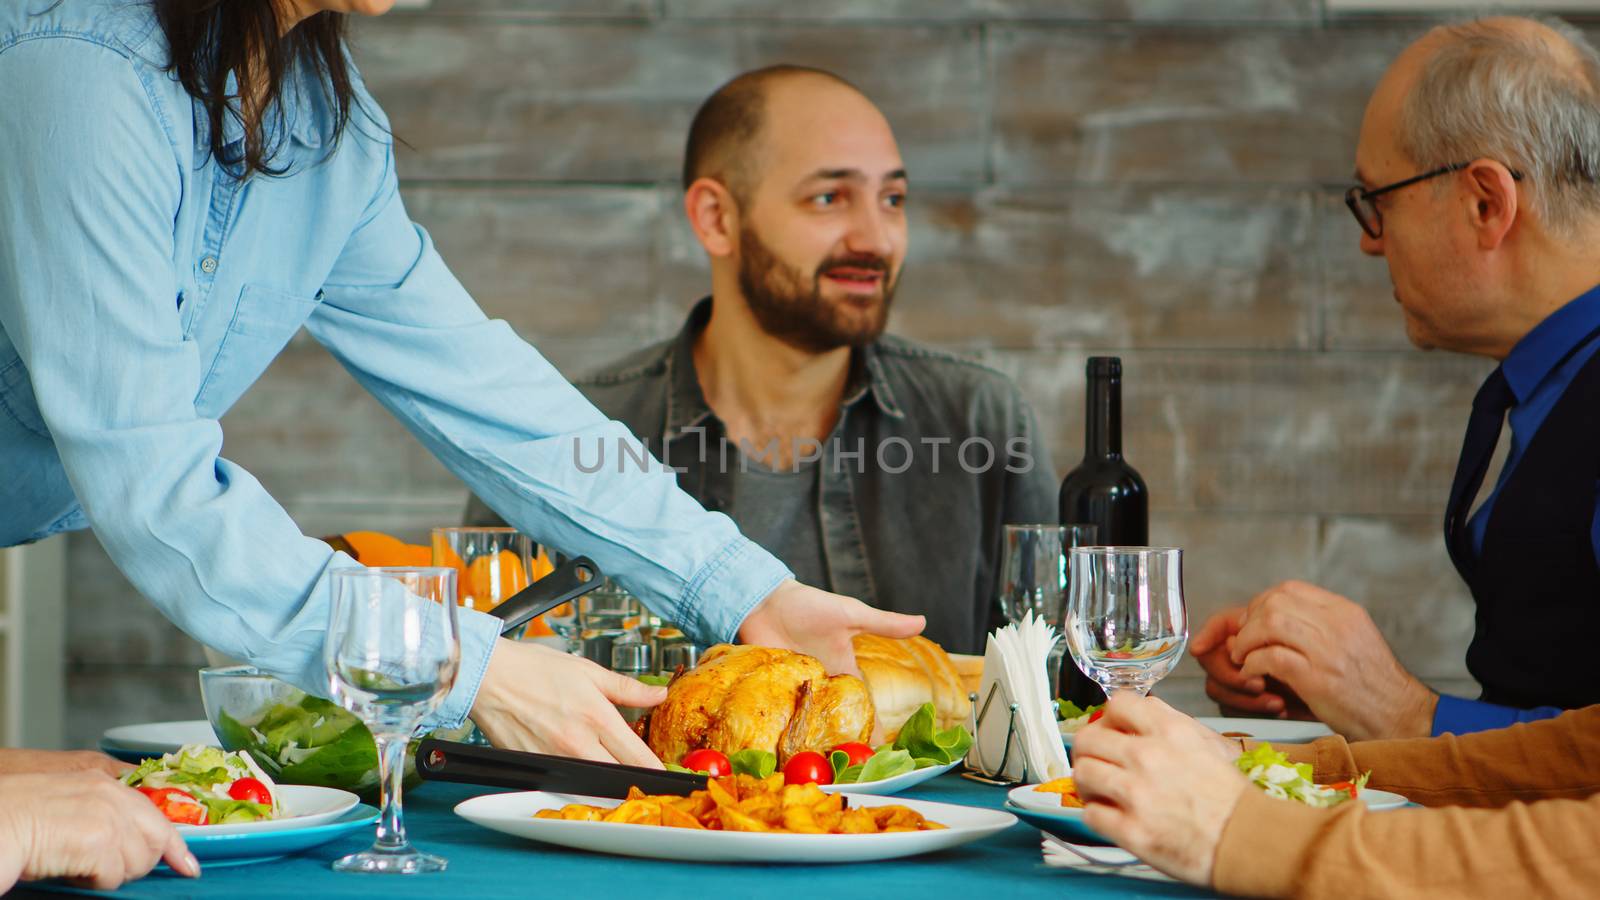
[455,790,1016,863]
[1060,714,1333,749]
[818,759,959,796]
[1008,782,1411,846]
[177,784,361,836]
[160,803,379,870]
[99,720,219,762]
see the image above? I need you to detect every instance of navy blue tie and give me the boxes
[1444,368,1515,573]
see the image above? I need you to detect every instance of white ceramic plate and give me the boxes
[1009,782,1409,845]
[818,760,960,796]
[1061,716,1333,748]
[177,785,361,836]
[454,789,1016,863]
[100,720,219,756]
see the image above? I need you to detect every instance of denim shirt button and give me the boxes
[199,255,219,274]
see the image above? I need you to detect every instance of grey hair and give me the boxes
[1398,16,1600,239]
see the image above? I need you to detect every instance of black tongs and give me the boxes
[415,739,709,799]
[488,554,602,637]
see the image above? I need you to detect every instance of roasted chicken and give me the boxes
[646,645,873,766]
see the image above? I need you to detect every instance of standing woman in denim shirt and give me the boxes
[0,0,922,764]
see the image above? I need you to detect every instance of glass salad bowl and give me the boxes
[198,666,467,804]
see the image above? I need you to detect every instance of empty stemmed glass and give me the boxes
[1064,547,1186,698]
[326,567,460,874]
[997,524,1098,697]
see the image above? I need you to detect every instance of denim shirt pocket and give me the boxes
[194,283,322,416]
[0,354,50,438]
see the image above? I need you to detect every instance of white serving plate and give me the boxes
[1061,715,1333,748]
[177,785,360,836]
[818,760,959,796]
[100,720,219,756]
[454,789,1016,863]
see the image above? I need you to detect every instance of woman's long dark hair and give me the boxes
[154,1,359,176]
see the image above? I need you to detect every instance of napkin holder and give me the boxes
[961,679,1031,786]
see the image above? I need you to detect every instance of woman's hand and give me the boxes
[738,579,925,676]
[0,748,131,778]
[1071,694,1250,887]
[469,639,667,767]
[0,772,199,892]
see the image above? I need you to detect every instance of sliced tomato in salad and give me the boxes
[1326,780,1359,799]
[227,777,273,806]
[137,787,207,825]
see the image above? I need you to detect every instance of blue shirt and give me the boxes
[1432,284,1600,736]
[0,1,791,728]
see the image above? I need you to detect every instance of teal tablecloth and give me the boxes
[16,774,1214,899]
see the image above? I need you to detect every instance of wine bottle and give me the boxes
[1058,356,1148,706]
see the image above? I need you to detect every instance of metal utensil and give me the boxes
[415,739,707,798]
[489,554,602,637]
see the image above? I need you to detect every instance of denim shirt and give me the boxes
[469,300,1060,653]
[0,2,789,727]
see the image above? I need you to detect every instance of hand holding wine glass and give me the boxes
[326,567,460,874]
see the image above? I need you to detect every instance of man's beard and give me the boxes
[735,225,896,354]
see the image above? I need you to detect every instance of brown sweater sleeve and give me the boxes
[1212,706,1600,898]
[1305,706,1600,807]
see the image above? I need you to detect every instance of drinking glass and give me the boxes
[1064,547,1186,697]
[997,524,1067,626]
[326,567,460,874]
[430,527,533,614]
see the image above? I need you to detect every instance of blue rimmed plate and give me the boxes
[157,802,378,871]
[1007,782,1412,846]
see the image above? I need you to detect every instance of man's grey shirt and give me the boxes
[467,299,1059,653]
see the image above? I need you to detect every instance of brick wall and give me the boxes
[66,0,1570,744]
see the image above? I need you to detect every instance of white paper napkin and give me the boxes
[966,613,1071,783]
[1040,835,1177,883]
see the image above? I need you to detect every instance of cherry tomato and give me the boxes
[228,776,273,806]
[1087,708,1105,724]
[137,787,207,825]
[680,749,732,777]
[783,750,833,786]
[830,742,874,768]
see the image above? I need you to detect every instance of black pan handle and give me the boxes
[415,739,707,798]
[489,554,601,637]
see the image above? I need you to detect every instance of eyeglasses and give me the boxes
[1345,162,1524,239]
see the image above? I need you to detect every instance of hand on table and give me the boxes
[1071,694,1249,887]
[1228,580,1437,741]
[0,748,131,778]
[0,772,199,892]
[737,579,925,677]
[1191,605,1308,718]
[470,638,666,767]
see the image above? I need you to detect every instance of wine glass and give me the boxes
[997,524,1098,697]
[326,567,460,874]
[1064,546,1186,697]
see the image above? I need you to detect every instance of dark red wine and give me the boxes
[1058,357,1148,706]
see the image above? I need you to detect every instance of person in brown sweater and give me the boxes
[1073,694,1600,898]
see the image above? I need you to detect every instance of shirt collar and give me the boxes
[662,298,905,441]
[210,68,326,157]
[1502,282,1600,404]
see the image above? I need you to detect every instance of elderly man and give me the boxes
[1070,18,1600,899]
[1191,13,1600,742]
[469,66,1056,653]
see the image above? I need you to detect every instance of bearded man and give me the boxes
[468,66,1056,653]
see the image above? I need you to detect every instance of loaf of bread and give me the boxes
[852,635,973,742]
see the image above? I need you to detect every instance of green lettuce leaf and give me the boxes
[199,797,274,825]
[728,749,776,779]
[1057,699,1104,721]
[891,702,973,765]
